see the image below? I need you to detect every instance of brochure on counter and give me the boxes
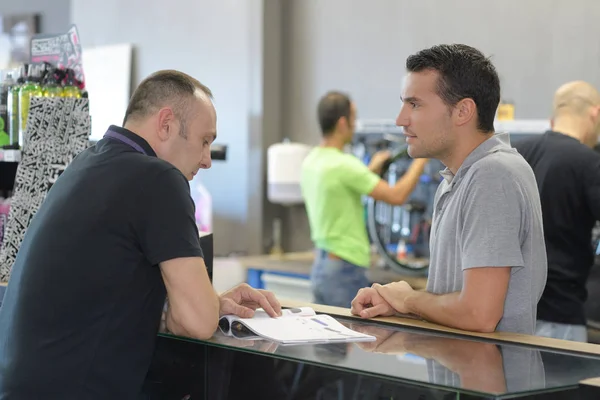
[218,307,376,345]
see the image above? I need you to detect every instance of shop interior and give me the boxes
[3,0,600,398]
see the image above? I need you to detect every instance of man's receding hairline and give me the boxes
[553,81,600,117]
[123,69,213,125]
[193,87,214,104]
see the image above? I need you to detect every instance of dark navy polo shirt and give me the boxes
[0,125,203,399]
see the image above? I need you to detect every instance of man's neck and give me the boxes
[442,131,494,175]
[123,122,159,151]
[552,118,587,145]
[320,133,346,151]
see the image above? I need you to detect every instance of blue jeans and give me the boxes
[310,249,370,308]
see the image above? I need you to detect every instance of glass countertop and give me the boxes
[158,315,600,398]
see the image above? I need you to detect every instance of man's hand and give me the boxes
[219,283,282,318]
[350,286,396,318]
[374,281,414,314]
[368,150,391,174]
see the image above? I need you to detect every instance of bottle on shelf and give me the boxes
[18,64,43,148]
[7,66,24,149]
[0,70,14,148]
[42,69,63,98]
[396,238,407,260]
[61,69,81,99]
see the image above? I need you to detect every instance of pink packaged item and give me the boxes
[0,199,10,250]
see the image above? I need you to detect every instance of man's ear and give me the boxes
[336,116,349,132]
[157,107,175,141]
[591,105,600,121]
[453,98,477,127]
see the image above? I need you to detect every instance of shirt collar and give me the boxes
[439,132,514,184]
[106,125,157,157]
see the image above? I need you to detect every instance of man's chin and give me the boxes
[407,147,420,159]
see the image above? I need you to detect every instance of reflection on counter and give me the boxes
[350,324,542,396]
[146,313,600,399]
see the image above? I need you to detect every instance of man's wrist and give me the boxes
[404,290,421,315]
[217,292,224,316]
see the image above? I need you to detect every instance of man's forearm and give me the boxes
[165,290,220,339]
[404,290,498,333]
[368,162,382,174]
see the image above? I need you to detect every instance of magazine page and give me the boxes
[232,314,376,345]
[218,307,315,336]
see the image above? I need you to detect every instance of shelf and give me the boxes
[0,150,21,163]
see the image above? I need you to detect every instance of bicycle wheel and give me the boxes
[366,157,430,277]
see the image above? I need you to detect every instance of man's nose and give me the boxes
[201,156,212,169]
[396,108,409,127]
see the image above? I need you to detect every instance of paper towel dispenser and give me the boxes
[267,140,311,205]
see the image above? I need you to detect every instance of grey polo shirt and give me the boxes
[427,133,547,334]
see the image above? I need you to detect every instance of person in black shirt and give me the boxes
[514,80,600,342]
[0,70,282,399]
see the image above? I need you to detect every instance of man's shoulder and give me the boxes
[305,147,359,162]
[111,149,187,185]
[303,148,365,175]
[142,157,186,180]
[512,135,543,151]
[575,142,600,164]
[468,149,532,182]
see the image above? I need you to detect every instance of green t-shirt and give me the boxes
[300,147,381,268]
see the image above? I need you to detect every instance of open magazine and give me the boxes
[218,307,376,345]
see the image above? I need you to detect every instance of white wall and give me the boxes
[71,0,268,255]
[284,0,600,146]
[282,0,600,251]
[69,0,600,254]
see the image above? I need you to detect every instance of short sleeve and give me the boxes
[340,156,381,195]
[584,158,600,221]
[461,168,525,270]
[133,167,203,265]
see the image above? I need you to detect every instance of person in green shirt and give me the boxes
[301,91,428,307]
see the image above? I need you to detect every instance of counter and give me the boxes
[143,299,600,400]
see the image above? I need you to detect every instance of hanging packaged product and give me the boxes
[29,25,86,92]
[0,198,9,251]
[189,177,212,233]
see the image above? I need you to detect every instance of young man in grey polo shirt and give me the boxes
[351,44,547,335]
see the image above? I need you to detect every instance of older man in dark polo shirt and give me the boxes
[0,70,281,399]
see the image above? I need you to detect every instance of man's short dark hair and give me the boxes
[123,70,213,137]
[406,44,500,132]
[317,91,352,136]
